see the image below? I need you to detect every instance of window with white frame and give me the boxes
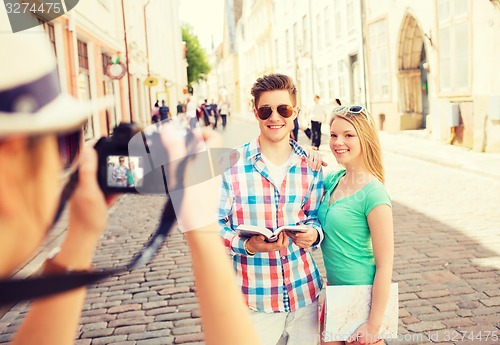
[347,0,355,34]
[293,21,299,56]
[318,67,325,98]
[335,0,343,39]
[328,64,335,100]
[337,60,346,99]
[275,38,279,67]
[316,13,322,50]
[286,29,291,63]
[438,0,469,92]
[324,5,332,46]
[368,19,390,99]
[77,40,94,139]
[302,15,309,53]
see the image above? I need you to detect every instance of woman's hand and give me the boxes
[346,321,383,345]
[57,148,118,269]
[160,124,223,233]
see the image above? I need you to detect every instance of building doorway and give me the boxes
[397,14,428,130]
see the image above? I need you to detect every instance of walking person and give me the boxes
[219,74,325,345]
[318,106,394,345]
[201,99,211,126]
[291,108,300,141]
[309,95,328,150]
[211,99,219,129]
[218,98,229,129]
[177,101,184,116]
[185,97,198,129]
[151,100,160,124]
[159,100,170,122]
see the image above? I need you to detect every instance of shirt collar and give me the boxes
[248,137,309,165]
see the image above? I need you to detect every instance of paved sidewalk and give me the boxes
[378,131,500,180]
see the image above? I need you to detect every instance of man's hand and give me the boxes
[307,149,327,171]
[286,226,318,249]
[246,232,289,253]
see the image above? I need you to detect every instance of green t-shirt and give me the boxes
[318,169,391,286]
[126,170,135,185]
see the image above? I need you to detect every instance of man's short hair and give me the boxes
[251,73,297,108]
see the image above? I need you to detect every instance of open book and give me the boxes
[323,283,399,342]
[235,224,309,243]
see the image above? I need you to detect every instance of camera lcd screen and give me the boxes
[107,155,145,189]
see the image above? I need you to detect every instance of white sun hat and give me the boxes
[0,11,114,138]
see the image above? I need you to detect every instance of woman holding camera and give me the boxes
[0,15,259,345]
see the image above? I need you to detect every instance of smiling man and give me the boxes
[219,74,324,345]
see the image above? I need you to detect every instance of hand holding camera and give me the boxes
[160,124,224,233]
[94,121,233,233]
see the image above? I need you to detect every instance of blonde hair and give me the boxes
[329,109,385,184]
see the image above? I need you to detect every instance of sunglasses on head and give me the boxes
[332,105,368,120]
[256,104,294,120]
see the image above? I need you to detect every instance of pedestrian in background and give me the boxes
[201,99,211,126]
[159,100,170,122]
[211,98,219,129]
[151,100,160,124]
[329,98,342,120]
[291,107,300,141]
[318,106,394,345]
[177,101,184,116]
[218,98,229,129]
[309,95,328,150]
[185,96,198,129]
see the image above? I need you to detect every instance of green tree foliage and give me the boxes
[181,23,211,87]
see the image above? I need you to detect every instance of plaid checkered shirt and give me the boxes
[219,138,324,313]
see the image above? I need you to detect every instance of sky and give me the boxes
[179,0,224,51]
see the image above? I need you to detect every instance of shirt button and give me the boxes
[285,278,289,282]
[282,256,286,260]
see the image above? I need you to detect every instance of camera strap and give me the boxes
[0,197,177,305]
[0,135,192,305]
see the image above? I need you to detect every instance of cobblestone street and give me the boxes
[1,118,499,344]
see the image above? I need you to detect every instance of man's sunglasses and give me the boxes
[332,105,368,120]
[256,104,294,120]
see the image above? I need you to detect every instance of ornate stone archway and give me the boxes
[397,14,426,129]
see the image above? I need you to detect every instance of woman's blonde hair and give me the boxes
[329,108,385,184]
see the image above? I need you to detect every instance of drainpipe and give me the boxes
[144,0,152,110]
[308,0,316,95]
[121,0,133,122]
[360,0,369,110]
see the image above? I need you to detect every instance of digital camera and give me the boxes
[94,122,171,195]
[94,122,239,196]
